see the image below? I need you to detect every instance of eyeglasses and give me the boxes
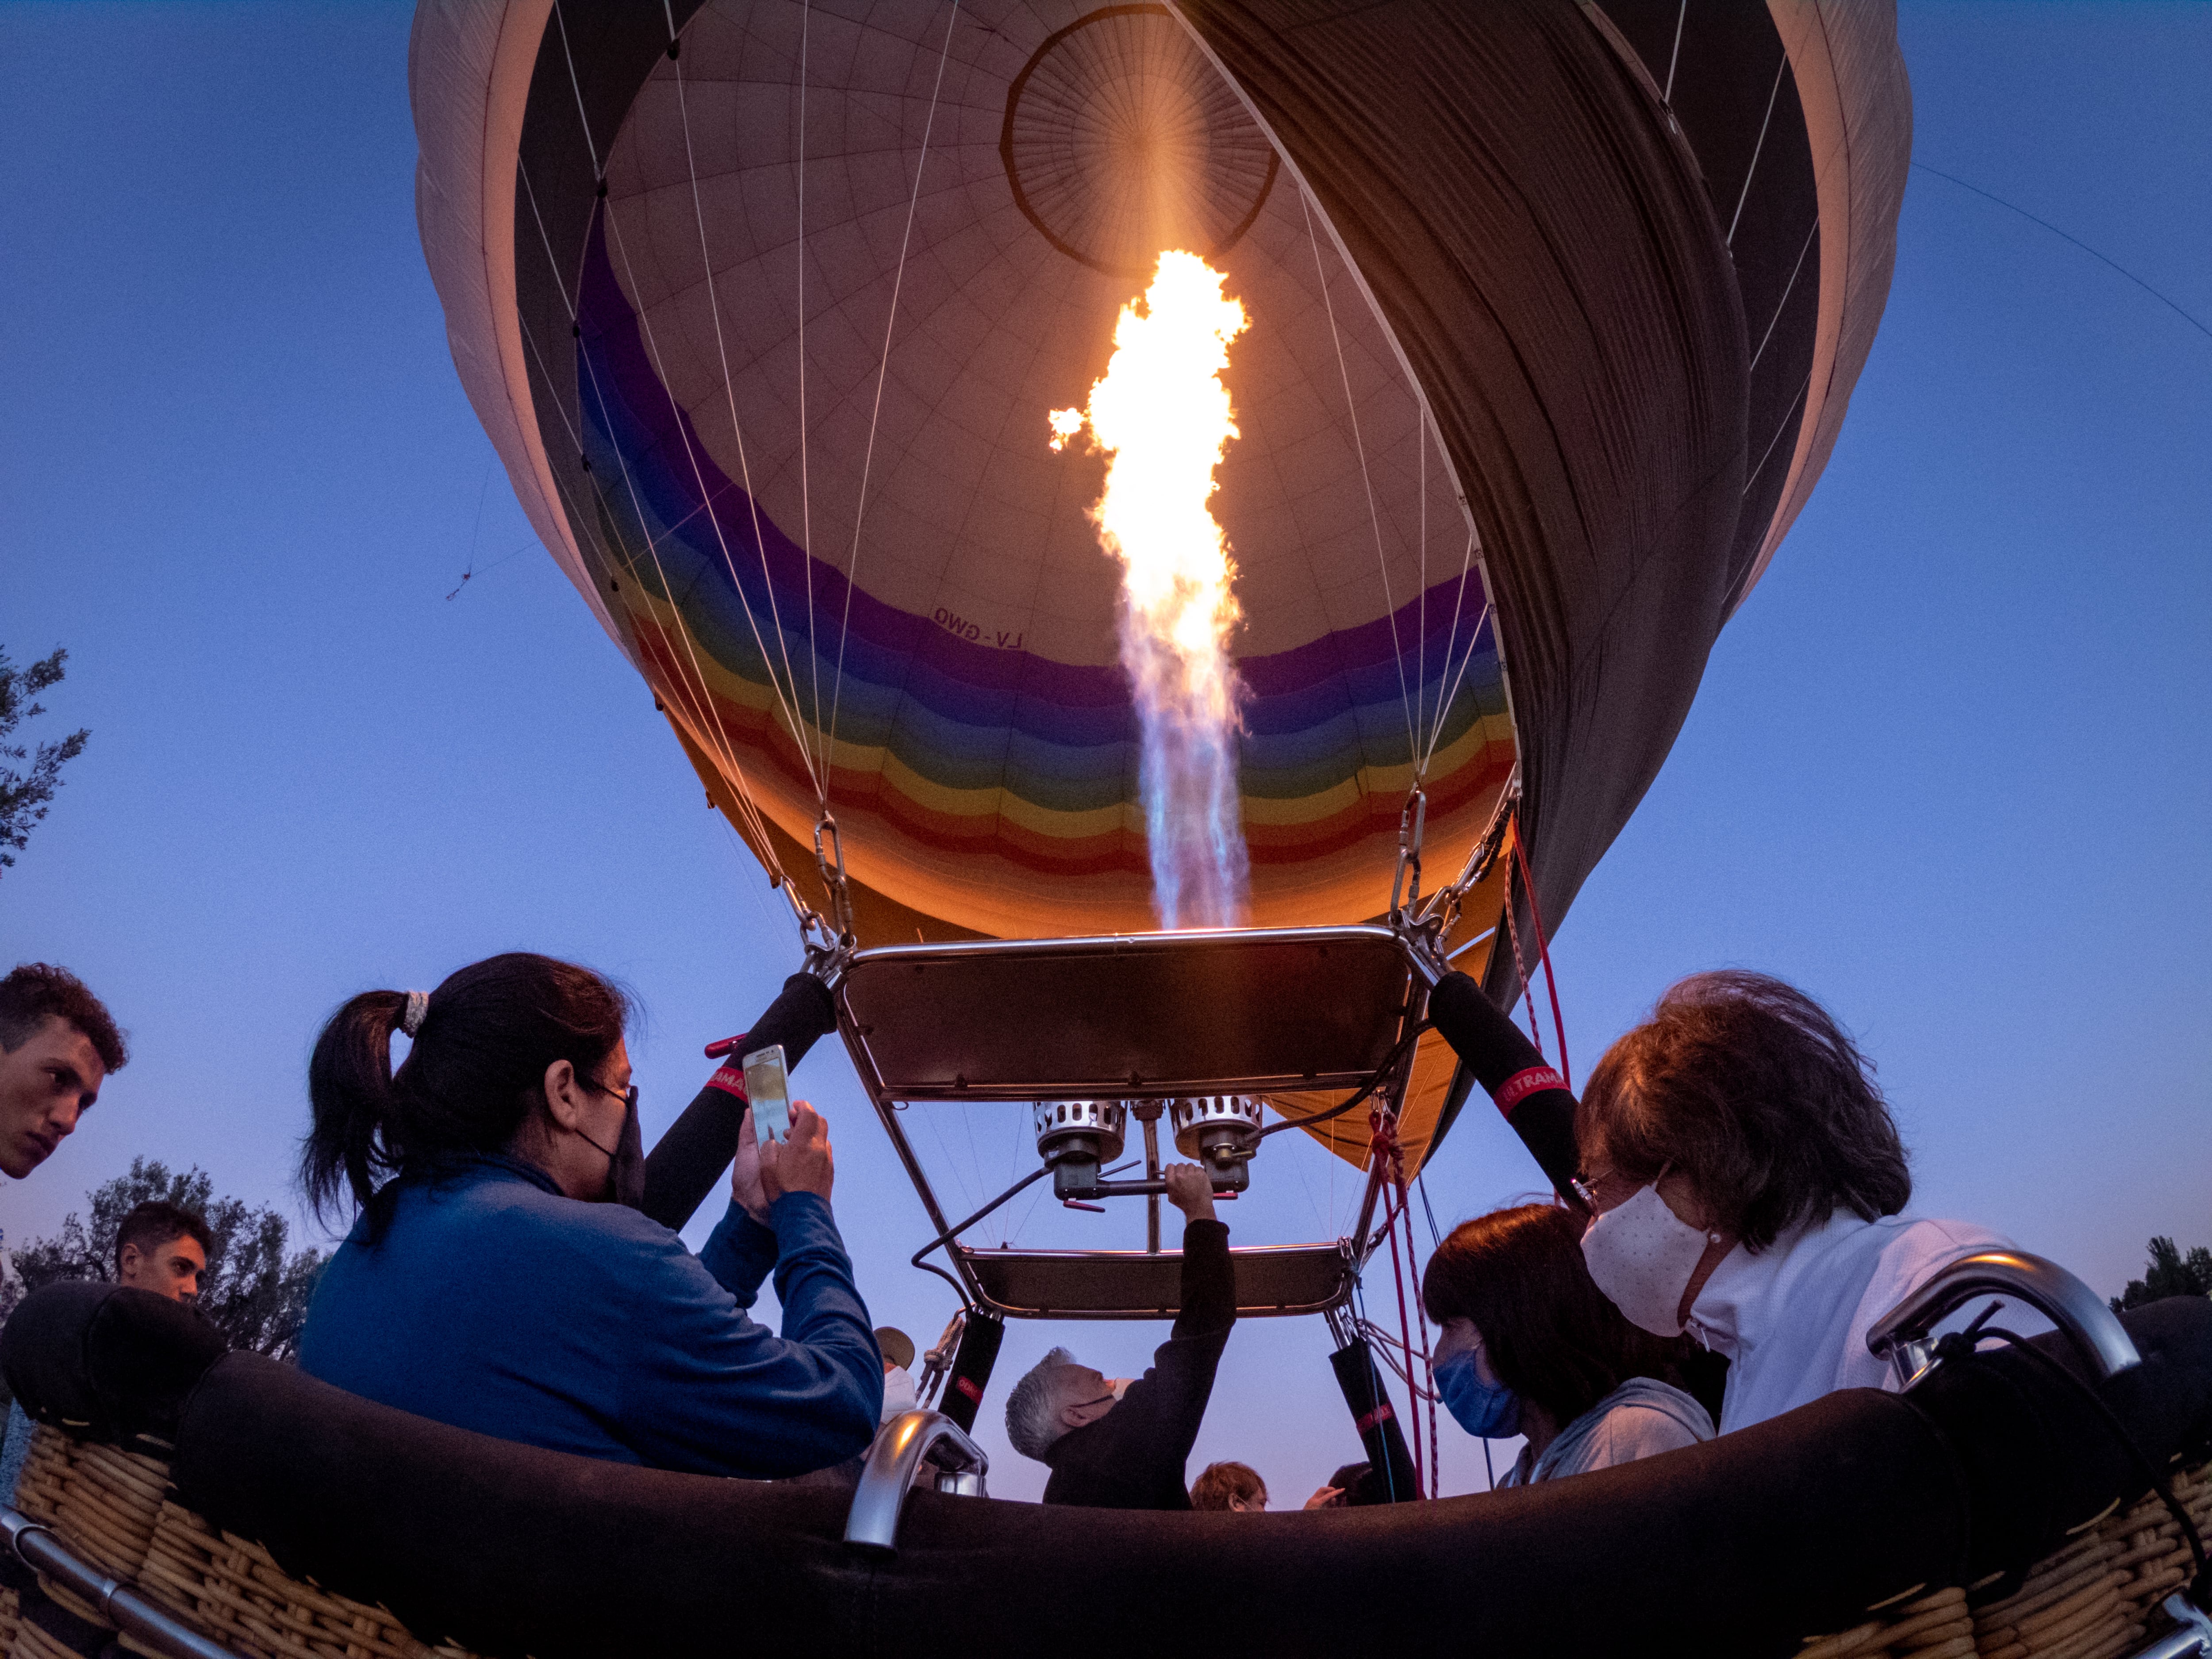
[1571,1166,1632,1210]
[587,1078,639,1114]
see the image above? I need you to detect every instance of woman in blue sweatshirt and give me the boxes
[296,953,881,1479]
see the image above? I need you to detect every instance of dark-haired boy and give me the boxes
[0,963,127,1180]
[115,1201,211,1303]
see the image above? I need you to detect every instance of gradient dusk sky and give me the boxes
[3,3,2207,1503]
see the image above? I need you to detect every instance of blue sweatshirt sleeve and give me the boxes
[697,1202,779,1306]
[596,1193,883,1478]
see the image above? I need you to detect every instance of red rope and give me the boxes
[1498,868,1545,1058]
[1381,1206,1424,1498]
[1404,1195,1437,1499]
[1372,1109,1425,1498]
[1511,821,1571,1090]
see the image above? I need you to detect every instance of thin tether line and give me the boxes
[1661,0,1686,104]
[1742,368,1812,499]
[1913,161,2212,344]
[1749,216,1818,375]
[1727,52,1787,247]
[830,1,964,788]
[1298,184,1417,769]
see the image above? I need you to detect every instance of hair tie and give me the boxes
[400,991,429,1037]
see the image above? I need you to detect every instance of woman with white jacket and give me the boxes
[1566,970,2009,1433]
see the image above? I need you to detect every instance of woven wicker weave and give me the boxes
[1798,1455,2212,1659]
[10,1616,84,1659]
[133,1498,476,1659]
[8,1421,2204,1659]
[14,1425,479,1659]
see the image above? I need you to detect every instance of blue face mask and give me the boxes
[1436,1348,1521,1439]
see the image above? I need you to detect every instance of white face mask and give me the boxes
[1580,1181,1721,1336]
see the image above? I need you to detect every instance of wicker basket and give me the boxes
[12,1425,480,1659]
[1797,1455,2212,1659]
[8,1419,2206,1659]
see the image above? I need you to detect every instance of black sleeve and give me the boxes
[1093,1221,1248,1495]
[639,973,838,1231]
[1172,1218,1235,1341]
[1427,971,1584,1210]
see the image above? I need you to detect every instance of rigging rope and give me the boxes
[1727,51,1789,248]
[513,141,783,876]
[657,12,828,806]
[1297,184,1417,768]
[599,204,830,810]
[828,1,964,783]
[531,8,825,920]
[794,0,824,783]
[1419,590,1490,779]
[1510,817,1571,1090]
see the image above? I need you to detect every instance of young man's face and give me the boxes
[118,1233,206,1302]
[0,1016,107,1179]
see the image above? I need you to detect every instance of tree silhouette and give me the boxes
[0,1158,325,1362]
[0,645,90,873]
[2112,1235,2212,1314]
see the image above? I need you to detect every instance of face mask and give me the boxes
[881,1364,919,1420]
[1435,1348,1521,1438]
[1579,1180,1719,1336]
[574,1094,647,1211]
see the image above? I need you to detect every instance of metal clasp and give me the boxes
[1388,787,1428,920]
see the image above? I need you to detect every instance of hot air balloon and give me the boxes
[411,0,1908,1413]
[8,12,2212,1659]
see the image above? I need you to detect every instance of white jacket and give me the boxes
[1687,1210,2012,1434]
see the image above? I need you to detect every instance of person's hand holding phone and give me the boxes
[760,1101,834,1204]
[731,1105,772,1225]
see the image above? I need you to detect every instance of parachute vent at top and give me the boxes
[1001,4,1282,280]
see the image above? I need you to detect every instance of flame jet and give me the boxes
[1052,252,1252,928]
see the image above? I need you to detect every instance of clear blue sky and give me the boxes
[2,3,2206,1504]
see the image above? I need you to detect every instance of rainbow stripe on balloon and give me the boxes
[564,221,1513,914]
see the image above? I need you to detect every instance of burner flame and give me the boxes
[1051,250,1251,928]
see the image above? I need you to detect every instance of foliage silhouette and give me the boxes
[0,1158,325,1363]
[0,645,90,873]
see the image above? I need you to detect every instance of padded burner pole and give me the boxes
[936,1310,1006,1433]
[641,973,838,1230]
[1329,1337,1421,1503]
[1427,971,1584,1212]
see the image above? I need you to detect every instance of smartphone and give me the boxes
[741,1044,791,1143]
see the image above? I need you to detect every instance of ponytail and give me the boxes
[303,989,411,1227]
[301,954,632,1235]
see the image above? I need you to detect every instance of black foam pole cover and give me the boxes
[937,1311,1005,1433]
[1428,970,1583,1210]
[640,972,837,1231]
[1328,1338,1421,1503]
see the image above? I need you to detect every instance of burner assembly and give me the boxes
[1033,1094,1262,1202]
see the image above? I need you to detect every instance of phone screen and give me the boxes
[741,1045,791,1143]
